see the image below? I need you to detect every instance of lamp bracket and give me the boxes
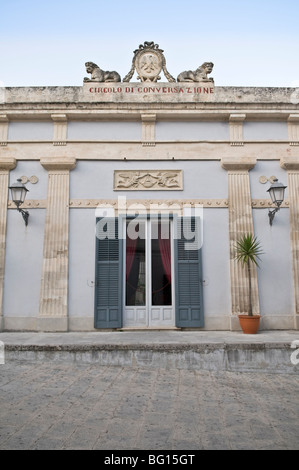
[18,208,29,226]
[268,207,279,226]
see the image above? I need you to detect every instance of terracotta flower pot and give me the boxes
[238,314,261,334]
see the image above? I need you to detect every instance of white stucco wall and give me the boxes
[70,160,228,200]
[67,206,231,327]
[68,209,96,320]
[9,161,49,199]
[67,121,141,140]
[249,160,289,199]
[1,114,296,330]
[253,209,294,320]
[3,209,45,318]
[201,208,231,325]
[8,121,53,141]
[156,121,229,140]
[243,121,288,140]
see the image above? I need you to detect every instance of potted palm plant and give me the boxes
[234,233,264,334]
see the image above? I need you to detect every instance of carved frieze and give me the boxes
[69,198,229,209]
[114,170,183,191]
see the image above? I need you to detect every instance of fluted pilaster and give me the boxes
[281,157,299,327]
[229,114,245,146]
[221,158,259,327]
[141,113,156,146]
[38,157,76,331]
[0,158,17,329]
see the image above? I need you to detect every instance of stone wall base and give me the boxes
[1,315,298,332]
[230,315,297,331]
[294,315,299,330]
[37,317,68,332]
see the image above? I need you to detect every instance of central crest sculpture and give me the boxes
[84,41,214,84]
[123,41,175,83]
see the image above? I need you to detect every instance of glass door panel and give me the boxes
[125,221,146,306]
[151,220,172,306]
[123,218,174,328]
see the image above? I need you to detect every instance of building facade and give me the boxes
[0,43,298,332]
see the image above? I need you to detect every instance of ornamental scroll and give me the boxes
[114,170,183,191]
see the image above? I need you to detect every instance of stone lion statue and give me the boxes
[84,61,121,83]
[177,62,214,82]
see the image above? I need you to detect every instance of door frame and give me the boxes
[94,214,204,329]
[121,214,175,328]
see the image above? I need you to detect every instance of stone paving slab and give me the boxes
[0,330,298,346]
[0,362,298,450]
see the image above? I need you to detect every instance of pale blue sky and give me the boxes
[0,0,298,87]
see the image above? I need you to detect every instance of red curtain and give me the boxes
[158,234,171,283]
[126,235,137,280]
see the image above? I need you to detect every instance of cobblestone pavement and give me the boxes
[0,362,298,450]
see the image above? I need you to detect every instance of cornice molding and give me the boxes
[40,157,76,171]
[280,156,299,171]
[221,157,257,171]
[0,157,17,171]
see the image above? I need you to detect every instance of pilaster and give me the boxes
[0,115,9,146]
[0,158,17,330]
[229,114,246,146]
[221,157,259,330]
[51,114,67,146]
[288,114,299,146]
[280,156,299,328]
[38,157,76,331]
[141,113,156,147]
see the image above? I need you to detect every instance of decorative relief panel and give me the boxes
[114,170,183,191]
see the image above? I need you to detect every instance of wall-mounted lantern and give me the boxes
[267,178,287,226]
[8,178,29,226]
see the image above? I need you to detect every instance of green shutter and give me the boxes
[174,216,203,327]
[94,217,122,328]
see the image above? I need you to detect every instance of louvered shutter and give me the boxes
[94,217,122,328]
[174,216,203,327]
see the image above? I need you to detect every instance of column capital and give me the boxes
[221,157,257,171]
[51,114,68,122]
[141,113,156,122]
[280,156,299,171]
[0,157,16,171]
[288,114,299,122]
[229,114,246,122]
[40,157,76,171]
